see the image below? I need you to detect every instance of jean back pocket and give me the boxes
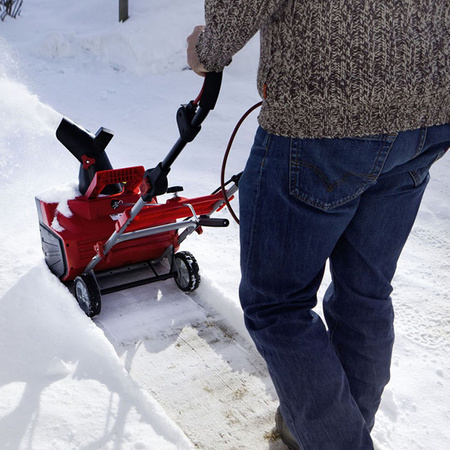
[289,135,396,211]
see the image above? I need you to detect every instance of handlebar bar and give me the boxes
[198,71,222,111]
[140,71,223,202]
[190,71,223,129]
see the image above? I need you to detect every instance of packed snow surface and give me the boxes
[1,1,449,449]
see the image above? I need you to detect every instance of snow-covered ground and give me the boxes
[0,1,449,449]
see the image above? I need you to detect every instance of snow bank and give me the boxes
[0,263,191,449]
[6,0,206,77]
[0,39,62,181]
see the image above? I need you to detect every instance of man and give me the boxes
[187,1,449,449]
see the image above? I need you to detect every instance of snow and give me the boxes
[0,1,449,449]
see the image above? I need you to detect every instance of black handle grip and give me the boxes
[199,72,223,111]
[198,217,229,228]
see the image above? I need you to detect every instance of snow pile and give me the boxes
[0,264,191,449]
[1,1,449,449]
[0,40,61,181]
[34,3,193,76]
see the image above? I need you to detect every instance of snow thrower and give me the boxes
[36,72,239,317]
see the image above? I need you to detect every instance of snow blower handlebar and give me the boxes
[83,72,224,274]
[140,71,223,202]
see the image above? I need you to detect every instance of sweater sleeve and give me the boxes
[197,0,287,72]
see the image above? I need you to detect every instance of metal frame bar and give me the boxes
[83,179,238,275]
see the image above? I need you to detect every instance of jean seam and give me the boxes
[351,132,398,141]
[289,137,297,195]
[412,128,428,158]
[377,133,398,176]
[242,133,272,304]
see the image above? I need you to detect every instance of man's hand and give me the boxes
[187,25,208,77]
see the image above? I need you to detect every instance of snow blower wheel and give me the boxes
[174,251,200,293]
[74,272,102,317]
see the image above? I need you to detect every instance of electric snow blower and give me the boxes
[36,72,239,317]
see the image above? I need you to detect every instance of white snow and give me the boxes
[0,1,449,449]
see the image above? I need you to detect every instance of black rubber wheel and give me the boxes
[174,251,201,293]
[74,272,102,317]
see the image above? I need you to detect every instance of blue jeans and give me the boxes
[239,124,450,450]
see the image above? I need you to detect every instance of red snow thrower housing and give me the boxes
[36,72,240,317]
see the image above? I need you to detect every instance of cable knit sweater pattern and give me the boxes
[197,0,450,138]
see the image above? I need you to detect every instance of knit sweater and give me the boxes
[197,0,450,138]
